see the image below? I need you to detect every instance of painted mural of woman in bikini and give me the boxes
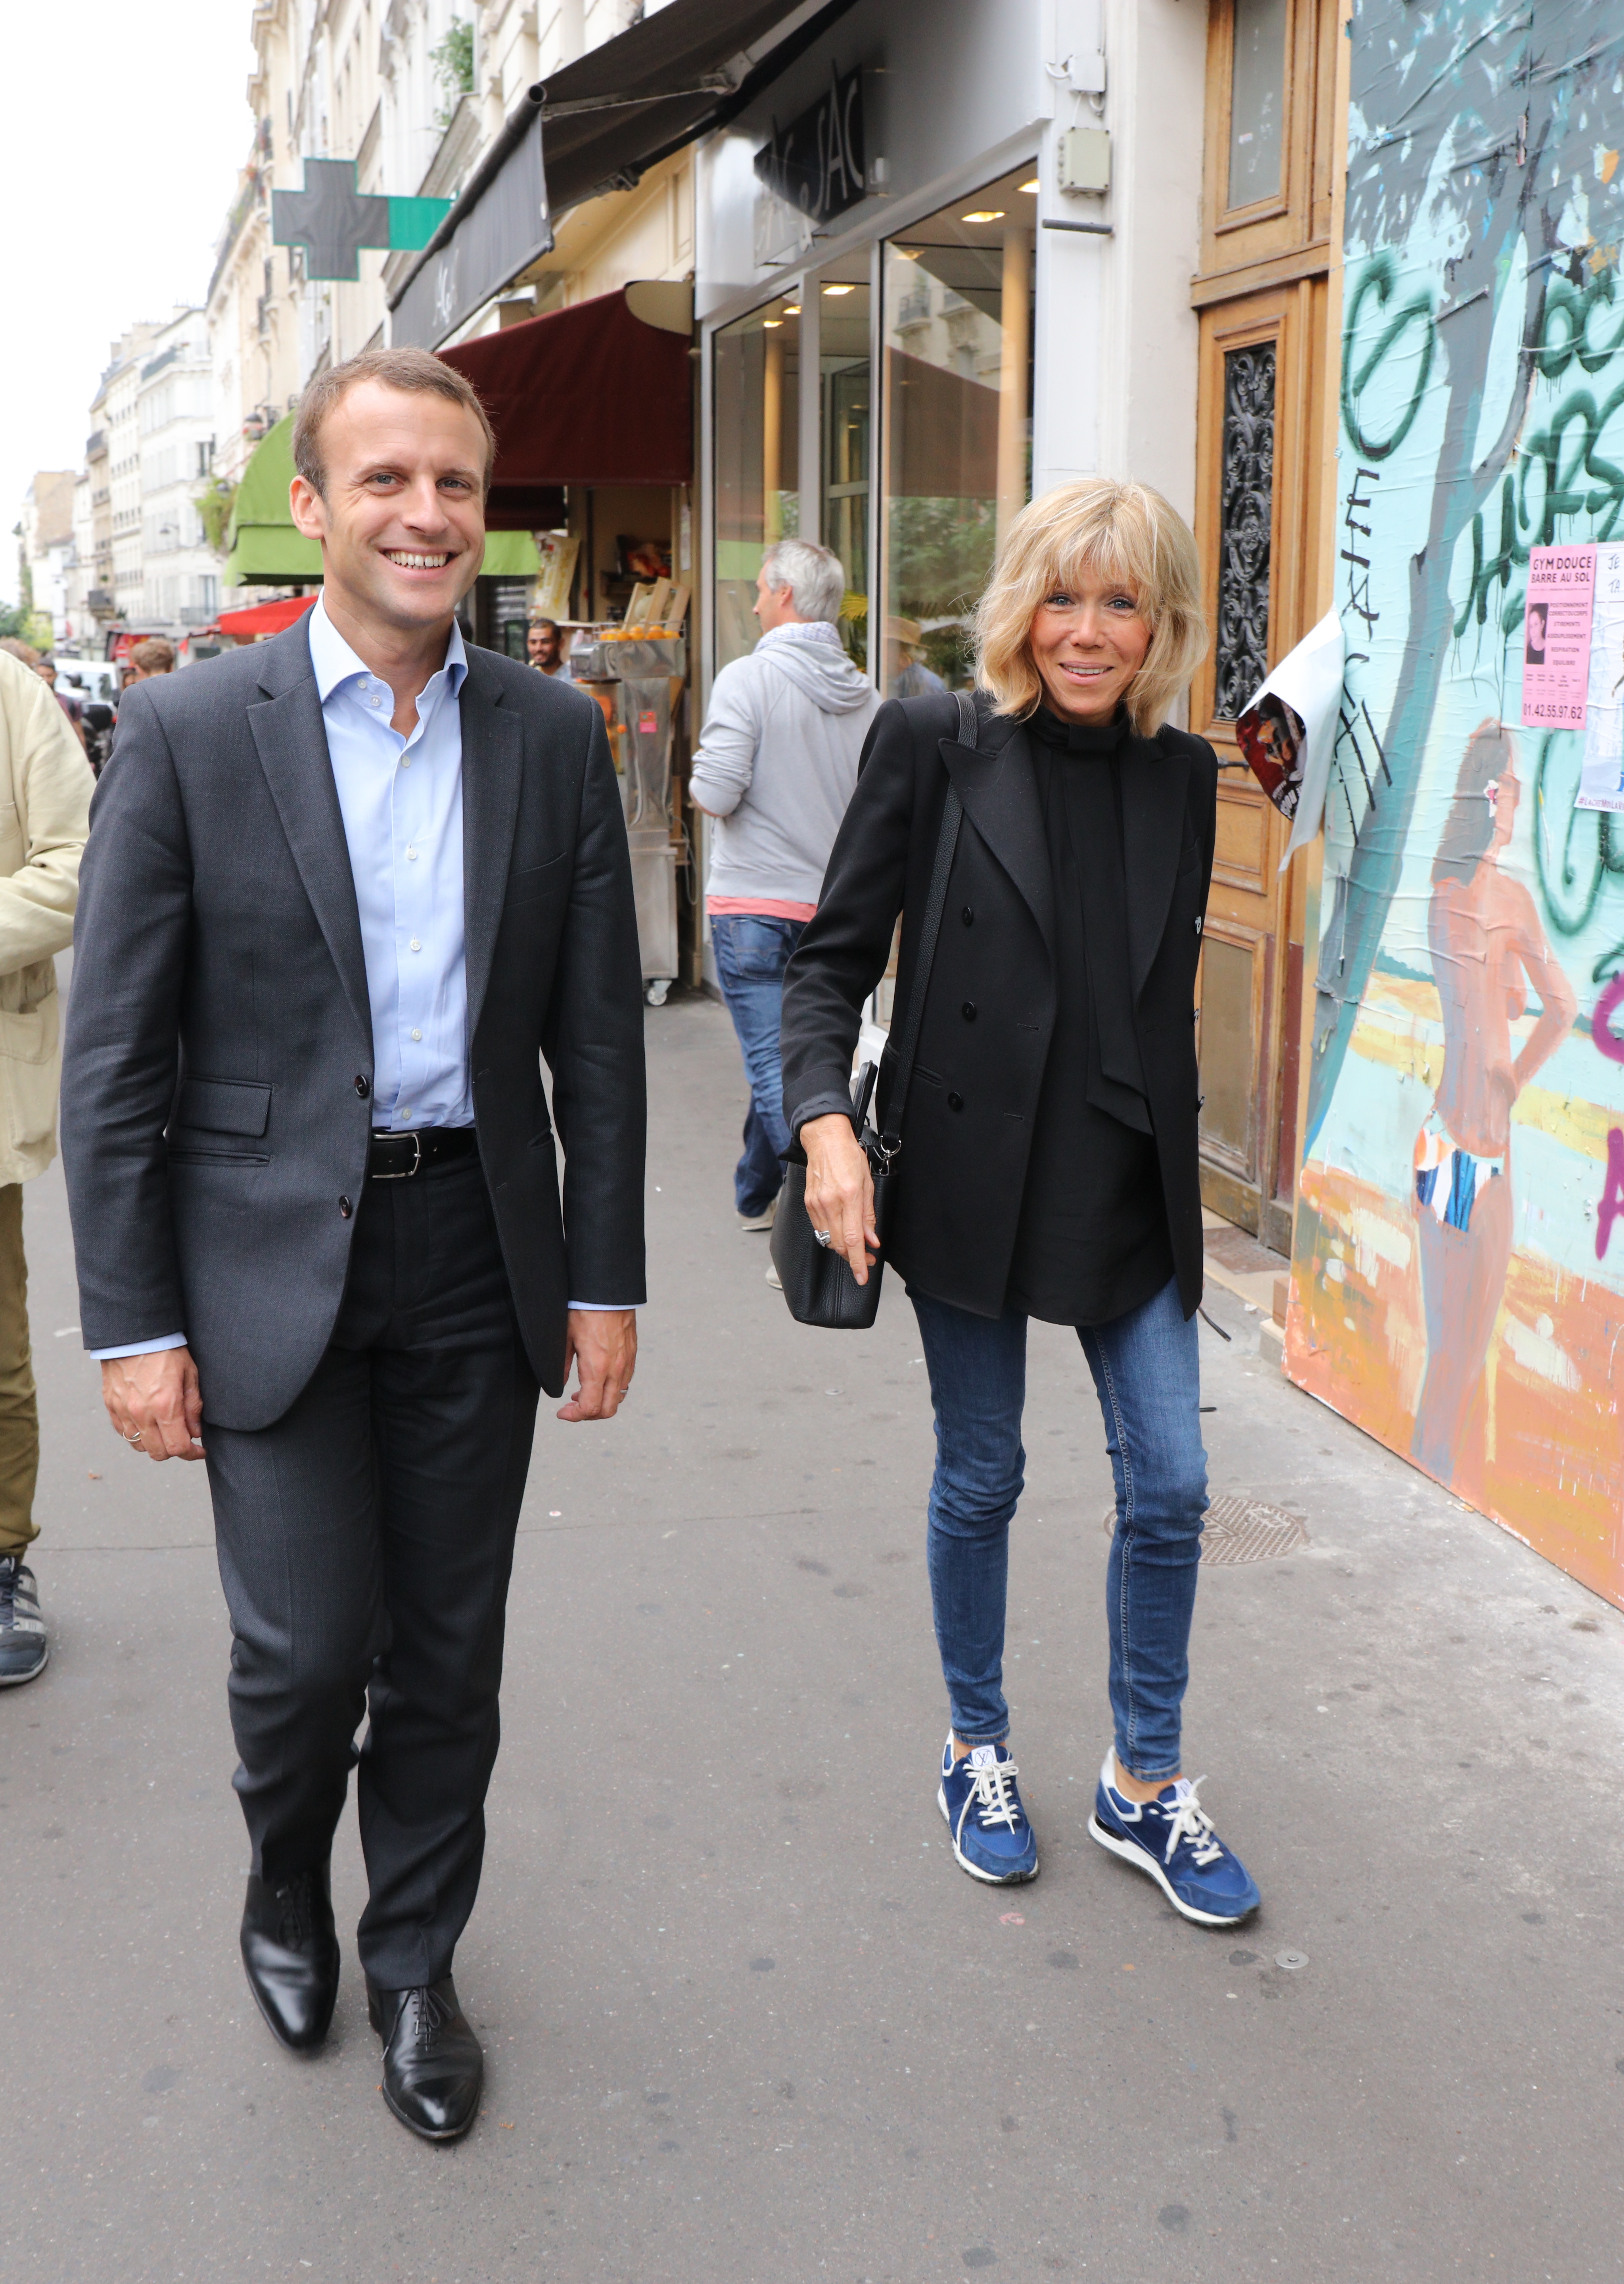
[1411,721,1577,1479]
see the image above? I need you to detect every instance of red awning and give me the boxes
[217,594,317,638]
[439,287,691,528]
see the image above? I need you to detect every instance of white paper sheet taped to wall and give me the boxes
[1233,609,1348,871]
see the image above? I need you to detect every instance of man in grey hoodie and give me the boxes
[690,540,879,1254]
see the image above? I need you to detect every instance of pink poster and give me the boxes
[1522,543,1597,729]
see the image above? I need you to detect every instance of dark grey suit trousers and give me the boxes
[204,1154,540,1989]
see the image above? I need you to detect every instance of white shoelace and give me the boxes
[967,1755,1025,1833]
[1159,1776,1223,1868]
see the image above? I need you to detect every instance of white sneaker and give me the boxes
[765,1263,782,1290]
[739,1197,779,1233]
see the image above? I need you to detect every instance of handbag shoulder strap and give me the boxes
[877,689,975,1156]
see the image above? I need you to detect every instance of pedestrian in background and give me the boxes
[0,640,87,754]
[781,478,1261,1928]
[0,649,92,1685]
[689,539,878,1267]
[527,616,566,675]
[124,637,175,683]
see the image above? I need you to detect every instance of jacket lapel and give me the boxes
[940,711,1054,954]
[458,651,523,1037]
[1121,733,1191,1002]
[246,627,373,1053]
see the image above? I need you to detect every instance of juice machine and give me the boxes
[569,631,685,1004]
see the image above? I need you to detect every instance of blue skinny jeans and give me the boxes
[911,1275,1208,1783]
[710,913,806,1218]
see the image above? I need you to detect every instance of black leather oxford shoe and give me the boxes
[366,1975,484,2142]
[240,1863,340,2053]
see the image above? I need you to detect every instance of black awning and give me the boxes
[390,0,857,348]
[537,0,855,213]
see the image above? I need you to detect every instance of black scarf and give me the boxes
[1025,704,1152,1135]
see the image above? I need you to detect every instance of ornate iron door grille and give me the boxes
[1213,343,1276,720]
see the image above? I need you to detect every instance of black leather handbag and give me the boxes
[771,689,974,1327]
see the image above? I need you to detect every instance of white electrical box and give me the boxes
[1058,127,1111,197]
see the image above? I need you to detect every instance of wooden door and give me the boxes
[1191,0,1338,1253]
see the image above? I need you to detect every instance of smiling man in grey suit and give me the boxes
[61,348,646,2142]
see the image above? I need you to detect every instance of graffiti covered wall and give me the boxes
[1290,0,1624,1600]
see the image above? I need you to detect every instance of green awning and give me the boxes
[222,412,541,585]
[222,416,323,587]
[477,529,541,575]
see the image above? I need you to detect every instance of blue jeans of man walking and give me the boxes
[911,1274,1207,1783]
[711,913,806,1218]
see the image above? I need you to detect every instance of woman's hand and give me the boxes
[801,1113,879,1285]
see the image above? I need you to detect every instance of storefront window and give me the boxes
[819,276,871,673]
[1227,0,1288,209]
[713,294,801,669]
[880,167,1035,698]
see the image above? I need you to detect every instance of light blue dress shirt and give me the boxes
[94,600,631,1361]
[309,596,473,1132]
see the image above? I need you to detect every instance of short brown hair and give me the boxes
[292,347,497,499]
[129,638,176,674]
[974,478,1208,739]
[0,638,41,670]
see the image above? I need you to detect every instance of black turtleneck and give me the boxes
[1003,705,1175,1326]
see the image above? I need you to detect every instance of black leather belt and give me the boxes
[367,1126,479,1180]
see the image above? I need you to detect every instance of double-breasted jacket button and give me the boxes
[354,1074,370,1098]
[339,1196,353,1219]
[1194,914,1204,936]
[961,1000,977,1022]
[961,905,974,927]
[947,1091,964,1111]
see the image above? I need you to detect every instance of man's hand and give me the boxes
[557,1309,637,1422]
[101,1348,205,1461]
[801,1112,879,1284]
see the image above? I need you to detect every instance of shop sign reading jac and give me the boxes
[754,64,867,230]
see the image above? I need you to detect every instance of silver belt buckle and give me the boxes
[372,1130,423,1180]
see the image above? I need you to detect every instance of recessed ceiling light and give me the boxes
[961,209,1005,223]
[782,303,801,314]
[896,247,922,259]
[761,318,782,328]
[1018,178,1039,195]
[823,282,855,295]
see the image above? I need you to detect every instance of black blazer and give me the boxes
[61,618,647,1429]
[780,691,1217,1321]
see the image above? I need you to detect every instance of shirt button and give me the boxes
[409,937,422,951]
[411,1028,422,1041]
[405,846,418,860]
[368,695,382,709]
[401,755,412,767]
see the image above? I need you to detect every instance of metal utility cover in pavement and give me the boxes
[1200,1494,1310,1565]
[1101,1493,1310,1563]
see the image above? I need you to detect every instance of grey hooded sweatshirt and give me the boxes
[690,622,879,911]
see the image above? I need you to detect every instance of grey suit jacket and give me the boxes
[60,617,647,1430]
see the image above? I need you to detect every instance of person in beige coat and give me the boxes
[0,649,92,1684]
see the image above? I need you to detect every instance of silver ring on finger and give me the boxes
[814,1229,832,1247]
[126,1429,143,1444]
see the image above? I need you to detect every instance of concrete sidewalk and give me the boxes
[6,990,1624,2282]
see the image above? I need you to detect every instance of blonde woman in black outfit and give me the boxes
[779,478,1260,1925]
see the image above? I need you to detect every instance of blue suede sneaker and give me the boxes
[1087,1753,1259,1927]
[938,1737,1039,1885]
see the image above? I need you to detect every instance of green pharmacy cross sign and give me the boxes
[271,160,451,282]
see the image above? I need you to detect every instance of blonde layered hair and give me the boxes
[974,478,1208,737]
